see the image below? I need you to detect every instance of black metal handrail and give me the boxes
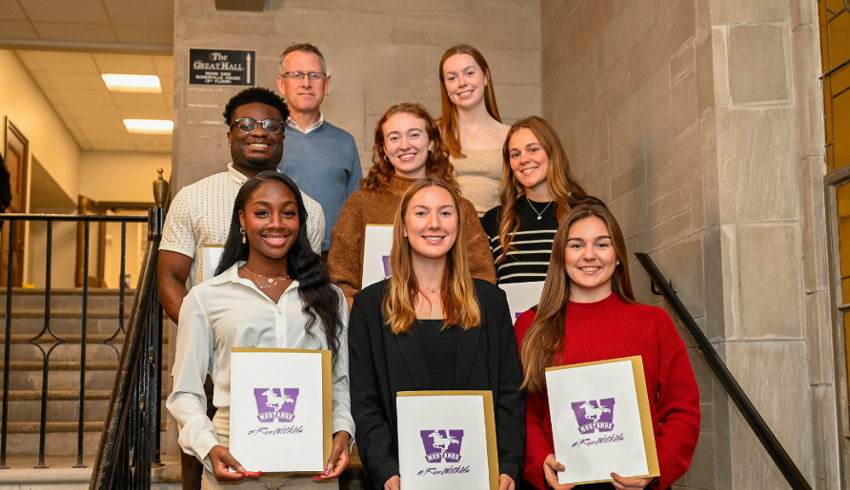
[0,212,149,469]
[635,252,812,490]
[90,207,163,490]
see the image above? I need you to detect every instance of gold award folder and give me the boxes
[232,347,333,473]
[546,356,660,485]
[397,390,500,490]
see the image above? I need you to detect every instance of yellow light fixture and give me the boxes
[123,119,173,134]
[102,74,162,93]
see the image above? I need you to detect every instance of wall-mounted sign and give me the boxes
[189,48,255,86]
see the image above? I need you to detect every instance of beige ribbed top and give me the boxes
[450,149,504,215]
[450,123,511,215]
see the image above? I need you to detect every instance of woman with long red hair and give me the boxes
[438,44,511,215]
[327,103,496,309]
[515,202,700,490]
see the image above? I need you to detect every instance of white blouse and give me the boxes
[166,261,354,465]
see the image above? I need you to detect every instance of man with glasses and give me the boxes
[277,43,361,257]
[157,87,324,490]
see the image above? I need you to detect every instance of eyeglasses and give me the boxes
[230,118,285,134]
[280,71,327,82]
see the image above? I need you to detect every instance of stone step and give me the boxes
[0,334,168,363]
[0,333,127,343]
[0,317,131,337]
[1,359,168,392]
[1,288,137,314]
[3,361,120,371]
[0,310,131,319]
[1,397,168,423]
[0,390,168,423]
[4,428,167,458]
[0,389,168,401]
[7,421,103,433]
[0,455,181,488]
[0,344,124,364]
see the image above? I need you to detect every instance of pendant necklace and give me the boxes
[243,265,290,289]
[460,119,486,143]
[526,196,553,221]
[420,283,440,294]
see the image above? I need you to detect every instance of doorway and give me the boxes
[2,119,29,287]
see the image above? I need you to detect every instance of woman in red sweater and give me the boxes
[514,202,700,490]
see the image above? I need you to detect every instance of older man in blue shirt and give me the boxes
[277,43,362,255]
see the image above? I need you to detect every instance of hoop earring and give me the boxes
[616,260,620,266]
[240,227,246,244]
[384,155,389,162]
[428,149,433,155]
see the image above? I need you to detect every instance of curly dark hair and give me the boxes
[215,171,344,365]
[222,87,290,125]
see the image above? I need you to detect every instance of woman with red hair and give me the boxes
[327,103,496,309]
[438,44,511,215]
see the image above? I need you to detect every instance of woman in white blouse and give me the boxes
[167,171,352,489]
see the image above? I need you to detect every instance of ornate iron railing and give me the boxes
[90,207,163,489]
[0,212,152,470]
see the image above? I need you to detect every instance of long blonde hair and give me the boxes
[438,45,502,159]
[497,116,587,263]
[520,203,636,392]
[361,103,458,195]
[382,178,481,334]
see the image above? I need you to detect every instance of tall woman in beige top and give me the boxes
[439,45,511,215]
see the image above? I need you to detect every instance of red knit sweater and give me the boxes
[514,293,700,490]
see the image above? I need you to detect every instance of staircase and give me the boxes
[0,287,180,488]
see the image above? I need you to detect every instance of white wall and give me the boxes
[0,50,82,285]
[79,151,172,203]
[0,50,81,202]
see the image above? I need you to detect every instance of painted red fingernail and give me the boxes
[242,471,250,477]
[313,476,323,480]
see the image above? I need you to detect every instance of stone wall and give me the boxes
[541,0,836,488]
[171,0,542,192]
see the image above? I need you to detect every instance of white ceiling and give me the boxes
[16,50,174,153]
[1,0,176,153]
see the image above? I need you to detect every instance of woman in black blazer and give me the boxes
[348,177,525,490]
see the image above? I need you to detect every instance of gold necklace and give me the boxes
[459,119,486,143]
[243,265,290,289]
[420,284,440,294]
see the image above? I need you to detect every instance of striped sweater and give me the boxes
[481,198,558,284]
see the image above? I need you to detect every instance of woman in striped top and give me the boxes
[481,116,587,284]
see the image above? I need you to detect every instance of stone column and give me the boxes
[705,0,834,487]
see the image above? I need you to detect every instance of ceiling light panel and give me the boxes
[123,119,173,134]
[102,74,162,93]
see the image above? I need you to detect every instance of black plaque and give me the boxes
[189,49,256,86]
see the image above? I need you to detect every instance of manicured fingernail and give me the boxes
[313,476,323,480]
[242,471,250,477]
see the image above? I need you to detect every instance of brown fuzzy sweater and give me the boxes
[328,174,498,309]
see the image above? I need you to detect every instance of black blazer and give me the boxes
[349,278,526,489]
